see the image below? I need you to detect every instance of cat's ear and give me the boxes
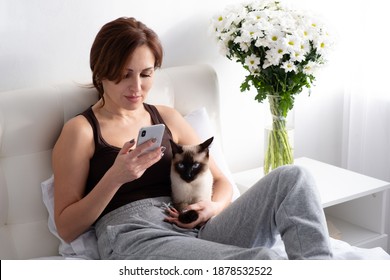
[170,139,183,155]
[199,137,214,152]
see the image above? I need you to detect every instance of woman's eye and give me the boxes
[122,71,152,80]
[141,73,152,78]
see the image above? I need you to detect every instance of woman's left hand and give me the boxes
[164,200,221,229]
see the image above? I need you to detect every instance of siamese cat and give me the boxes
[169,137,214,224]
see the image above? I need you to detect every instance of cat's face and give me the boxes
[170,137,213,183]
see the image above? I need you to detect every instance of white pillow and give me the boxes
[41,107,239,258]
[41,176,100,259]
[183,107,240,200]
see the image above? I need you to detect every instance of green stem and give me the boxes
[264,95,294,175]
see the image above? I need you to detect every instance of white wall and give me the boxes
[0,0,346,172]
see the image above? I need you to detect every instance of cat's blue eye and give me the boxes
[178,163,185,169]
[193,162,200,169]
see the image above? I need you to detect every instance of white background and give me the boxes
[2,260,390,279]
[0,0,345,171]
[1,0,390,247]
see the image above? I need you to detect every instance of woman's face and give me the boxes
[101,45,156,110]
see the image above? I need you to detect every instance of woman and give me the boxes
[53,17,332,259]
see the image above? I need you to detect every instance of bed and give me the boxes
[0,64,389,260]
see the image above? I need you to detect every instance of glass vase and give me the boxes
[263,95,294,175]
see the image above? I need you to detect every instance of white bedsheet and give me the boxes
[272,235,390,260]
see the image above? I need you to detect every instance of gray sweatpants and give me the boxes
[95,165,333,259]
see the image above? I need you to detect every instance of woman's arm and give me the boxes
[52,116,163,243]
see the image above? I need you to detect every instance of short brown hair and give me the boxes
[90,17,163,97]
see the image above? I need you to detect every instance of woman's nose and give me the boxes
[128,75,142,92]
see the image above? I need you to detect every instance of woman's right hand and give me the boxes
[109,138,165,185]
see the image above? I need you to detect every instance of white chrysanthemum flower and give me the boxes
[245,54,261,72]
[305,18,326,42]
[283,34,302,53]
[215,32,234,56]
[299,40,310,54]
[314,34,332,56]
[275,12,296,32]
[290,50,305,62]
[265,28,285,45]
[281,61,297,72]
[241,21,264,42]
[303,61,319,75]
[247,10,268,23]
[225,3,247,26]
[264,44,286,68]
[263,56,279,69]
[211,14,227,32]
[240,41,251,52]
[217,41,230,57]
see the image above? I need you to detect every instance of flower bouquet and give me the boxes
[210,0,332,174]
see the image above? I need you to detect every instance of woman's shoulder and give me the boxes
[52,115,94,168]
[154,105,199,144]
[154,105,182,120]
[55,114,94,150]
[63,114,93,134]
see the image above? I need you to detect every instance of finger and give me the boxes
[119,139,135,155]
[170,206,179,215]
[137,146,166,162]
[164,216,177,223]
[133,138,158,157]
[165,207,179,218]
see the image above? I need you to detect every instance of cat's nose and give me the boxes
[181,172,193,182]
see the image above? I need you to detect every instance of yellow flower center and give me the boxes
[272,36,278,41]
[320,42,325,48]
[218,16,223,22]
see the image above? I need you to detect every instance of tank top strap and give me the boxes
[144,103,173,138]
[79,107,106,150]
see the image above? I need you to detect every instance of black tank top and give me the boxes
[81,103,173,220]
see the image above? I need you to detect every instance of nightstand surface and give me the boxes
[233,157,390,208]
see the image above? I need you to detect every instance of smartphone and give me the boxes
[136,124,165,155]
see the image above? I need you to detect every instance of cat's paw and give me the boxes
[178,209,199,224]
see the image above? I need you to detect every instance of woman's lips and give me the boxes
[125,95,141,102]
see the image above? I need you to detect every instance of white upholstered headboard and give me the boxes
[0,64,222,259]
